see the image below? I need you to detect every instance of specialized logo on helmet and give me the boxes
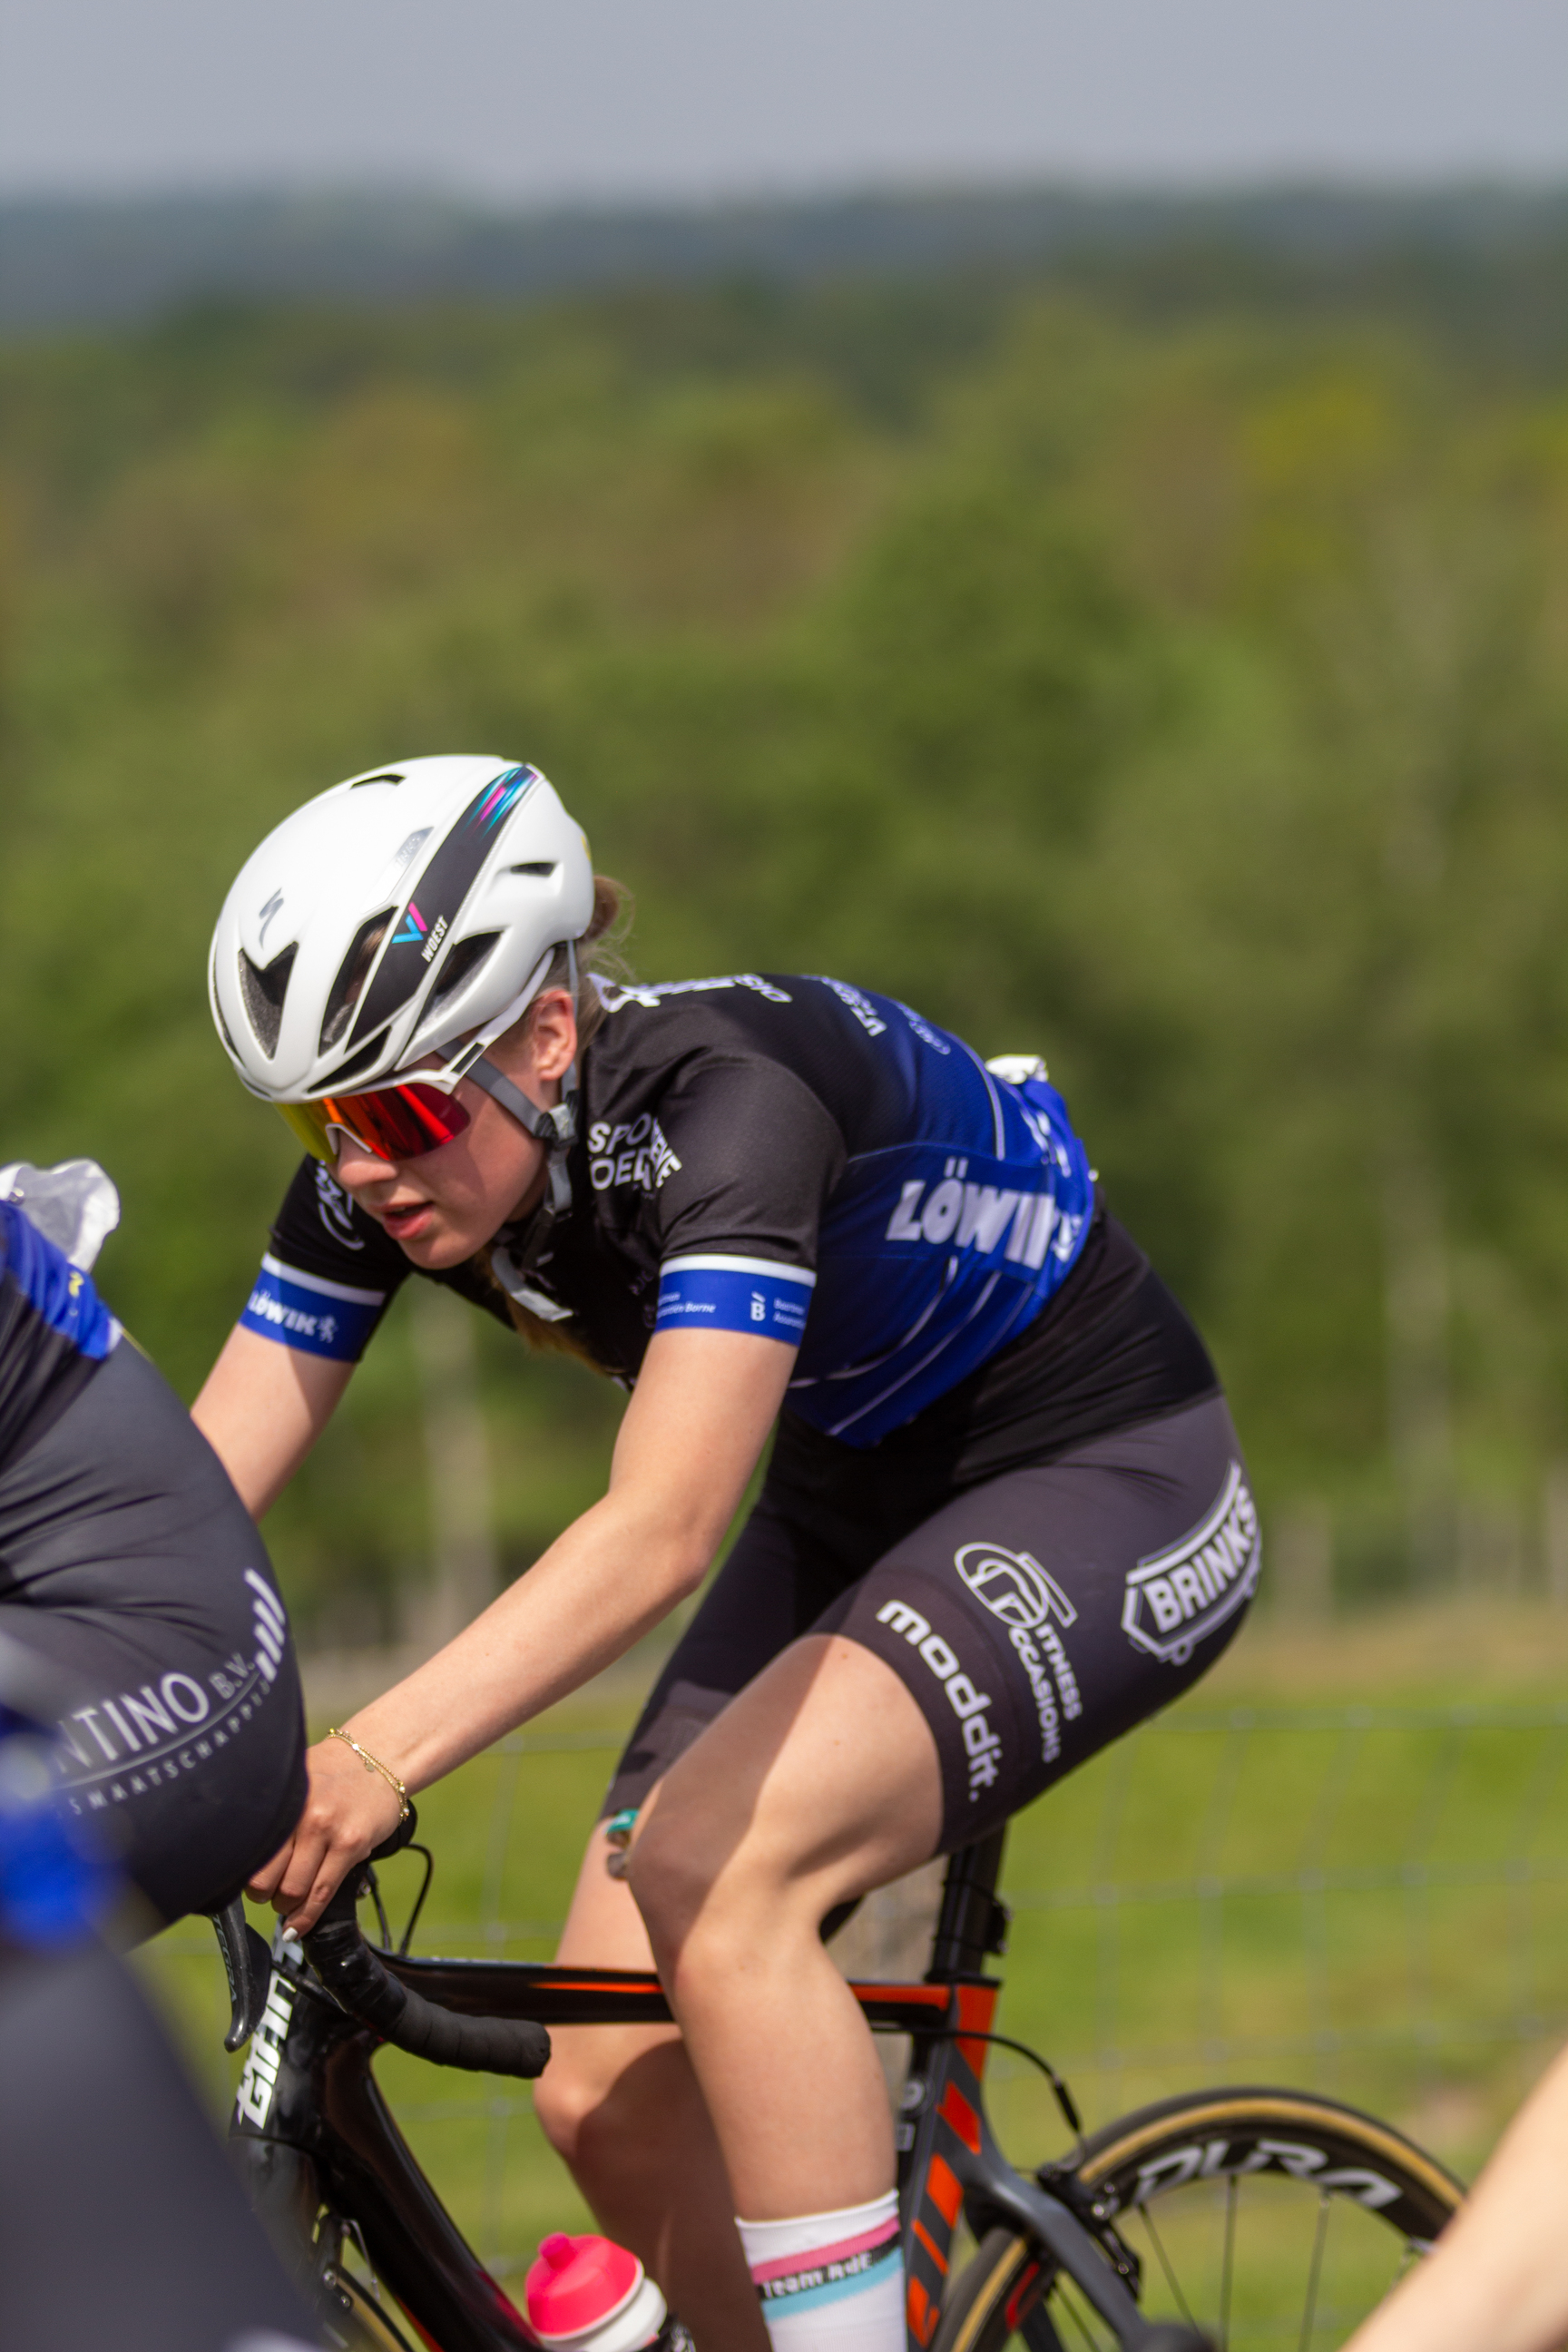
[257,889,285,951]
[1122,1462,1259,1666]
[954,1542,1076,1632]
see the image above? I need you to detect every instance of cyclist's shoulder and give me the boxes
[0,1191,122,1470]
[0,1194,119,1364]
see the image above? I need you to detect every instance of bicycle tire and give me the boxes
[933,2085,1463,2352]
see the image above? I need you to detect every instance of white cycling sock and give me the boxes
[737,2190,904,2352]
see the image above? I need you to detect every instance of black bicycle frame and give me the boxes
[228,1828,1169,2352]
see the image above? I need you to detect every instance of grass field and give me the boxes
[137,1594,1568,2287]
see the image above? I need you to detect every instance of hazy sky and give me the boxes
[1,0,1563,202]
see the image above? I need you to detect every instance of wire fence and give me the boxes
[143,1700,1568,2272]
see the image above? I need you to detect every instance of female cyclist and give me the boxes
[194,754,1259,2352]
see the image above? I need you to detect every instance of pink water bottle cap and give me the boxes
[525,2233,643,2343]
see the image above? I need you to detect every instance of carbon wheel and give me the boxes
[933,2086,1463,2351]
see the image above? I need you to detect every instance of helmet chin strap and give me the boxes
[466,939,580,1282]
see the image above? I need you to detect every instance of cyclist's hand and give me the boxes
[246,1732,404,1932]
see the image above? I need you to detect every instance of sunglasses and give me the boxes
[278,956,556,1166]
[277,1075,472,1164]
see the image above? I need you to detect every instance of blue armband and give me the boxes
[239,1254,386,1361]
[654,1253,814,1344]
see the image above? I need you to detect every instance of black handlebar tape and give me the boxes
[303,1881,551,2079]
[368,1802,420,1863]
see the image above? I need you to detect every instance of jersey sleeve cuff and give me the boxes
[655,1253,814,1344]
[239,1254,387,1361]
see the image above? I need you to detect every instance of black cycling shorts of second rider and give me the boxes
[604,1394,1257,1850]
[0,1339,307,1926]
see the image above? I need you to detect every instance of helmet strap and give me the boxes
[466,935,582,1224]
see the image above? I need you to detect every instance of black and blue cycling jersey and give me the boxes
[243,971,1213,1485]
[0,1192,306,1926]
[0,1197,122,1467]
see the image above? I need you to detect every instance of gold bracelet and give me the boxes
[328,1726,411,1822]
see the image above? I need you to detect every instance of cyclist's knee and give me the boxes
[626,1804,794,1976]
[624,1807,722,1961]
[534,2029,667,2161]
[534,2058,603,2162]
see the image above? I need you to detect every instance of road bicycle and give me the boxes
[210,1812,1463,2352]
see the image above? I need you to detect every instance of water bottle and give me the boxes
[524,2232,686,2352]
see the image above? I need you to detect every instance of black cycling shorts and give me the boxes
[605,1395,1256,1851]
[0,1339,307,1926]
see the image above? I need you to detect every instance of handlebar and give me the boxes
[302,1873,552,2078]
[210,1807,553,2080]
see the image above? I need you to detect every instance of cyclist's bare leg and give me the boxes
[538,1822,769,2352]
[627,1632,943,2221]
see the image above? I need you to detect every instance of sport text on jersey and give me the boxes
[587,1115,682,1193]
[1122,1461,1259,1665]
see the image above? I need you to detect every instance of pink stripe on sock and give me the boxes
[749,2220,900,2287]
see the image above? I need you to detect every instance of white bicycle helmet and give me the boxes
[211,756,593,1102]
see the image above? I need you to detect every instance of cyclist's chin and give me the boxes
[384,1202,484,1269]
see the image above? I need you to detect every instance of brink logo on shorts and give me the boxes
[1122,1461,1260,1666]
[875,1600,1002,1800]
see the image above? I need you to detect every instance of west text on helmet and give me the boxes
[875,1600,1002,1798]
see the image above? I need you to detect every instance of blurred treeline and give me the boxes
[5,260,1568,1638]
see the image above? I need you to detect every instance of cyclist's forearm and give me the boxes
[1343,2038,1568,2352]
[342,1328,793,1792]
[340,1488,706,1785]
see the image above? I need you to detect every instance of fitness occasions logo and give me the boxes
[1122,1462,1260,1667]
[954,1544,1082,1767]
[955,1542,1075,1632]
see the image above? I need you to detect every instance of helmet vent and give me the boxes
[510,861,557,879]
[237,943,298,1059]
[320,913,392,1054]
[427,932,499,1021]
[350,772,404,789]
[328,1027,393,1089]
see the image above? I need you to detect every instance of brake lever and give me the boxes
[209,1893,277,2052]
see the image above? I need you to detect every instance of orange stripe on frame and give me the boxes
[912,2218,949,2276]
[926,2151,964,2227]
[956,1980,998,2077]
[939,2081,982,2153]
